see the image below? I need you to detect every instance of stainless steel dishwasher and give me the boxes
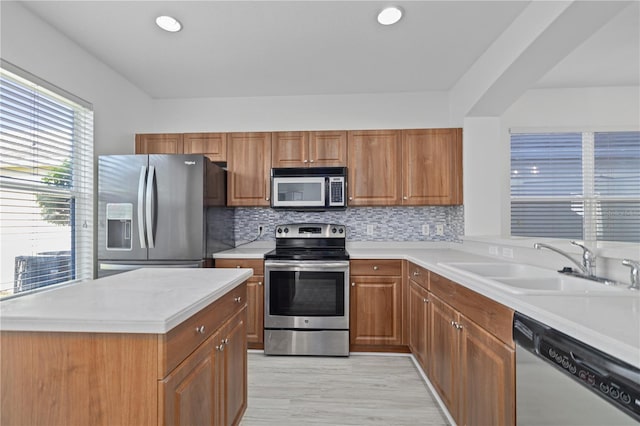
[513,312,640,425]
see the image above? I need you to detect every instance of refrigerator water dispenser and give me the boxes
[106,203,133,250]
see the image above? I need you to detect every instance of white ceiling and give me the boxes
[19,1,639,100]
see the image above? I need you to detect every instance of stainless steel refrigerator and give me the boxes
[97,154,234,277]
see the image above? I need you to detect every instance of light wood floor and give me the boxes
[240,352,449,425]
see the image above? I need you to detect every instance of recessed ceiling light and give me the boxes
[156,15,182,33]
[377,6,403,26]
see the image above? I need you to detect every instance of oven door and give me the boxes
[264,260,349,330]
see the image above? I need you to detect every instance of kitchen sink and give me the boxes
[438,262,635,296]
[438,262,556,278]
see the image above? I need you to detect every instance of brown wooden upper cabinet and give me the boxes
[272,131,347,167]
[346,128,463,206]
[347,130,403,206]
[226,132,272,206]
[183,132,227,162]
[402,128,462,205]
[135,133,183,154]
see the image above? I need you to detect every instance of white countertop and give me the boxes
[0,268,253,334]
[214,243,640,367]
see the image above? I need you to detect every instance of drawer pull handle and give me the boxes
[223,338,229,344]
[373,266,379,270]
[216,344,225,352]
[234,296,242,303]
[450,320,456,327]
[413,271,420,276]
[236,265,241,268]
[423,298,429,303]
[195,325,206,334]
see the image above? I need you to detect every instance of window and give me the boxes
[0,62,94,299]
[510,131,640,243]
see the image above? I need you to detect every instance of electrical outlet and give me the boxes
[436,224,445,236]
[422,224,430,236]
[502,247,514,258]
[489,246,499,256]
[366,224,375,235]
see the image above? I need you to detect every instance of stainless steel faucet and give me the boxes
[533,241,596,277]
[622,259,640,290]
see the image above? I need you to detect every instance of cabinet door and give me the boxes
[429,294,459,422]
[308,131,347,166]
[246,275,264,348]
[184,133,227,162]
[350,275,403,346]
[408,280,430,371]
[271,131,309,168]
[402,128,462,205]
[459,316,515,426]
[162,334,218,426]
[135,133,183,154]
[347,130,402,206]
[227,132,272,206]
[217,307,248,426]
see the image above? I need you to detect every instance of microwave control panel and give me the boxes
[329,177,345,206]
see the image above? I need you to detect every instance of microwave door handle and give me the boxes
[137,166,147,248]
[146,165,156,248]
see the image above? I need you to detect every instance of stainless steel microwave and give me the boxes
[271,167,347,210]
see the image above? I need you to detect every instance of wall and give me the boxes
[148,91,451,133]
[234,206,464,245]
[463,86,640,237]
[0,2,153,156]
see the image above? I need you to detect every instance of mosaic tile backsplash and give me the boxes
[233,206,464,244]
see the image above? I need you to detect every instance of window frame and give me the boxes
[0,60,94,299]
[509,129,640,243]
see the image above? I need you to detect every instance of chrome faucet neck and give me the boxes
[533,242,595,276]
[622,259,640,290]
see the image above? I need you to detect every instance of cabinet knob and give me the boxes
[223,338,229,344]
[258,281,263,286]
[349,197,353,201]
[303,159,308,163]
[309,159,314,163]
[403,196,407,200]
[351,282,355,287]
[413,270,420,276]
[450,320,456,327]
[234,296,242,303]
[266,197,270,201]
[236,265,241,268]
[373,266,379,270]
[195,325,206,334]
[423,298,429,303]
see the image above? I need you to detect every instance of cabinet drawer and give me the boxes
[216,258,264,275]
[350,259,402,276]
[160,283,247,377]
[430,272,513,346]
[407,262,429,289]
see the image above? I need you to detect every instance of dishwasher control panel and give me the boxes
[539,338,640,418]
[514,312,640,423]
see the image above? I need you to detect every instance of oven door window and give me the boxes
[269,271,344,316]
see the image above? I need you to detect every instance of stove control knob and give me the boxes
[339,228,344,234]
[332,227,337,233]
[277,227,283,234]
[284,228,289,234]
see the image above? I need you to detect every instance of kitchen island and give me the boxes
[0,268,252,426]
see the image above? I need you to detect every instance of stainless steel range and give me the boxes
[264,223,349,356]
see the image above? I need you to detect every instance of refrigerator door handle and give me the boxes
[146,165,156,248]
[137,166,147,248]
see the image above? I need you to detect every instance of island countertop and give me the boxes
[0,268,253,334]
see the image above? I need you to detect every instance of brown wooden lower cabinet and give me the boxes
[350,260,404,348]
[428,282,515,425]
[408,279,430,370]
[1,284,248,426]
[215,258,264,349]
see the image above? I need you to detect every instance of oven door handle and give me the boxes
[265,262,349,269]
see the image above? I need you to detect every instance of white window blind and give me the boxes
[0,62,94,299]
[510,131,640,243]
